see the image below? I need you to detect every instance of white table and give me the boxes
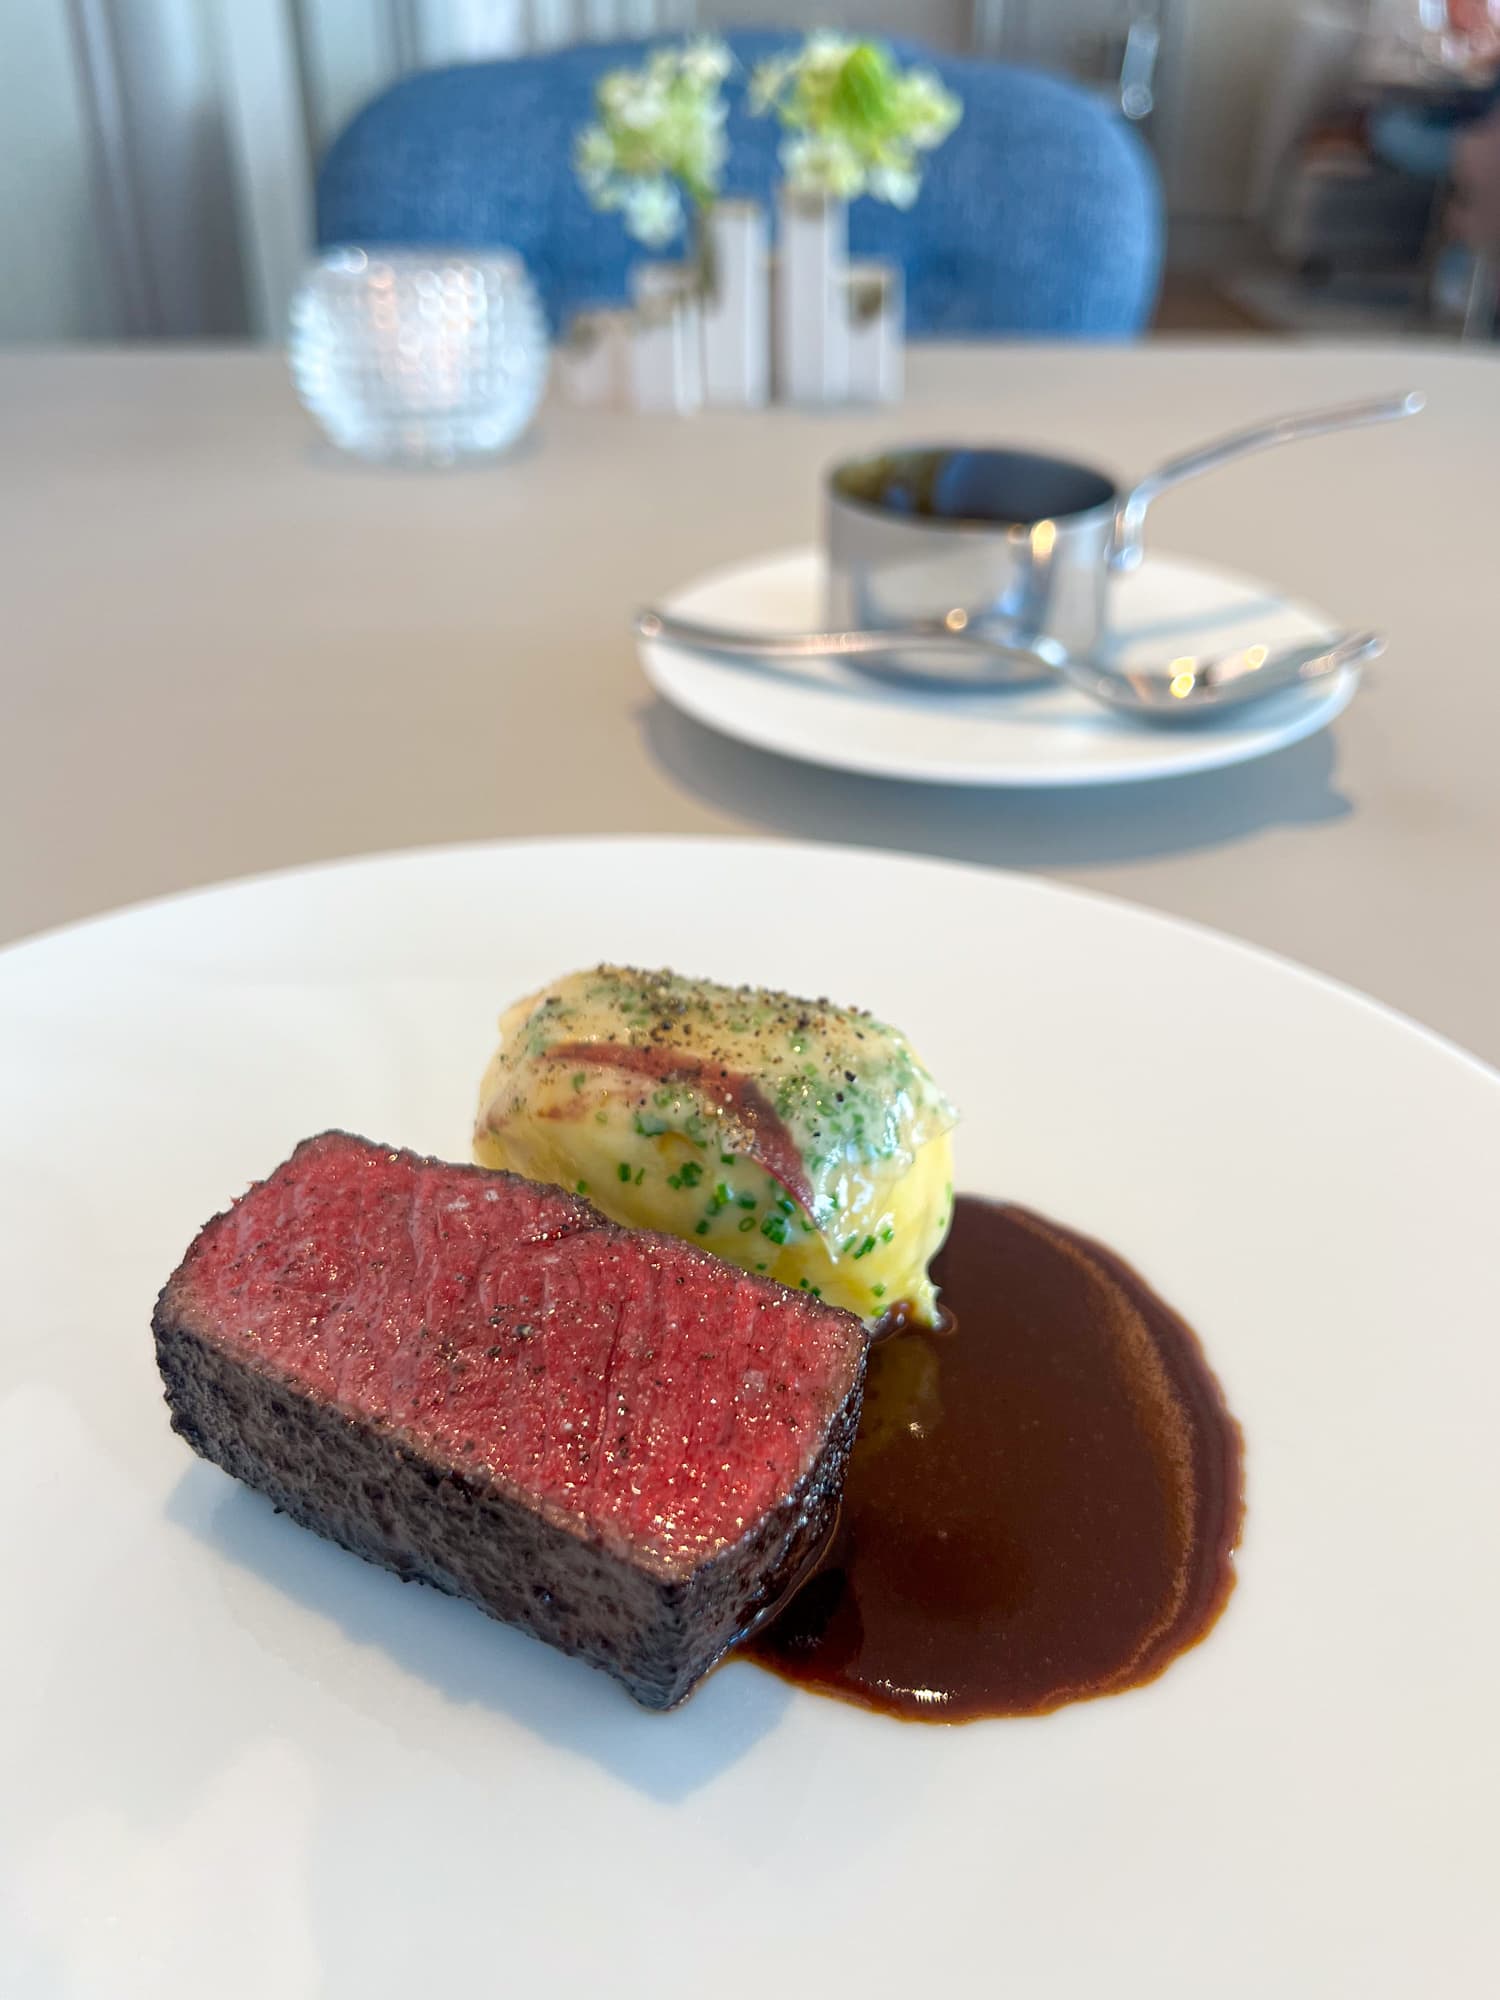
[2,342,1496,1065]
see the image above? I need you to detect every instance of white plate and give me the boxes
[2,838,1496,1999]
[638,548,1359,787]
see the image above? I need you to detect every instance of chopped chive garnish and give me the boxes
[575,1180,589,1195]
[852,1235,877,1260]
[737,1192,756,1209]
[571,1071,587,1092]
[694,1220,710,1235]
[720,1153,736,1166]
[880,1226,895,1243]
[617,1162,632,1183]
[872,1283,886,1299]
[738,1216,756,1232]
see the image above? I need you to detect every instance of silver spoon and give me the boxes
[1033,629,1381,718]
[635,608,1382,721]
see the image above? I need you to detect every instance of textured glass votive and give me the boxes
[288,248,549,464]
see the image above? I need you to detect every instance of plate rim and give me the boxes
[4,832,1495,1098]
[638,544,1360,790]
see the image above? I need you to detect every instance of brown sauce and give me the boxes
[746,1196,1243,1720]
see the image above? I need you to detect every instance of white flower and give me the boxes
[613,85,666,134]
[868,162,919,208]
[623,177,684,248]
[805,31,855,70]
[597,70,635,114]
[751,34,963,211]
[574,124,615,191]
[680,37,732,87]
[575,37,732,232]
[900,70,963,149]
[782,133,866,201]
[749,55,794,114]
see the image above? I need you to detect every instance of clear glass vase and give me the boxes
[288,248,549,464]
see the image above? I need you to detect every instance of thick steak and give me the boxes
[153,1133,868,1708]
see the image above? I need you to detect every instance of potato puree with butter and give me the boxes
[474,965,957,1326]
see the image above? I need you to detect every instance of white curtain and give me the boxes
[62,0,695,342]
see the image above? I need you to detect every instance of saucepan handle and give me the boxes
[1109,390,1425,573]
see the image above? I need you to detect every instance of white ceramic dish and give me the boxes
[637,548,1360,787]
[2,837,1495,1998]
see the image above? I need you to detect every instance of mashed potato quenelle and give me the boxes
[474,965,957,1326]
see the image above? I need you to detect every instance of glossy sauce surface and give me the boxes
[747,1197,1243,1719]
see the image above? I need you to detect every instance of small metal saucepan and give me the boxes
[825,392,1423,678]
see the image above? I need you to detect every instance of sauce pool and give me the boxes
[746,1196,1244,1720]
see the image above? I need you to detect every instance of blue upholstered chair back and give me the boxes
[317,31,1162,338]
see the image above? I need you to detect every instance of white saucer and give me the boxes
[638,547,1360,788]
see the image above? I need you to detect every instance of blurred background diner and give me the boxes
[3,0,1499,350]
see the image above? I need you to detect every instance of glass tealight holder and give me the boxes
[288,247,549,465]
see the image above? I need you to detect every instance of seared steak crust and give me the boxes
[153,1133,866,1708]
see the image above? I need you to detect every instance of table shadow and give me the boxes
[167,1460,793,1804]
[638,696,1353,871]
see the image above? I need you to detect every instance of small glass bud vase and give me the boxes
[845,261,904,405]
[702,200,770,409]
[776,191,849,406]
[557,308,631,407]
[629,263,705,415]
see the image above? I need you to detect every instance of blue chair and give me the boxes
[317,30,1162,338]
